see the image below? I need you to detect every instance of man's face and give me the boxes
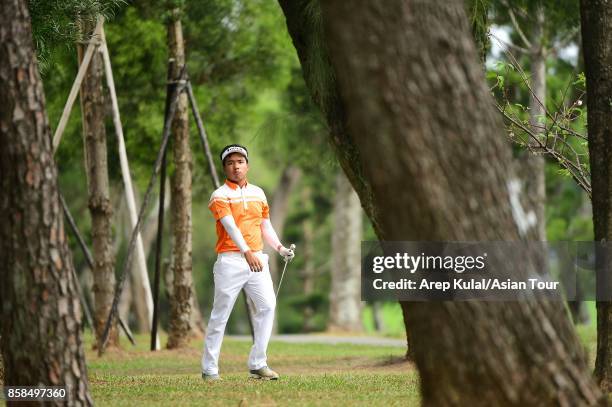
[223,153,249,183]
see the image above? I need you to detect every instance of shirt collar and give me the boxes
[225,179,248,190]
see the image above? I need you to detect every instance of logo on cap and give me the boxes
[221,146,248,163]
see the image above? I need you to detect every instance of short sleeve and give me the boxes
[208,193,231,220]
[260,188,270,219]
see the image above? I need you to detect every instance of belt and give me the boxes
[217,250,262,259]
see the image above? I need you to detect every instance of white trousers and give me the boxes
[201,251,276,375]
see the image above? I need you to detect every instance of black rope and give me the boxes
[186,81,220,189]
[150,68,173,350]
[150,149,166,351]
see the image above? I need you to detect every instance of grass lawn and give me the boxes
[84,302,598,406]
[86,332,419,406]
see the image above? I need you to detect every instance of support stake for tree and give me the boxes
[99,72,187,355]
[100,25,157,347]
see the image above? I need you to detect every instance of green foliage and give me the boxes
[491,0,580,48]
[256,66,334,173]
[546,162,593,241]
[485,0,591,243]
[574,72,586,87]
[279,293,328,333]
[465,0,491,62]
[28,0,124,70]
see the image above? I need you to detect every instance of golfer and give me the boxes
[201,144,295,381]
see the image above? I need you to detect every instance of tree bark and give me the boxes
[0,349,4,383]
[78,19,118,348]
[371,302,385,333]
[0,0,92,403]
[300,186,317,331]
[166,9,195,349]
[580,0,612,392]
[519,2,547,242]
[280,0,604,404]
[328,171,363,332]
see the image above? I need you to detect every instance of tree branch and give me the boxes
[490,33,529,55]
[505,4,532,49]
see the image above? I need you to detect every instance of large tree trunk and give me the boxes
[78,19,118,348]
[328,171,362,332]
[581,0,612,392]
[0,1,92,403]
[280,0,604,404]
[166,9,195,349]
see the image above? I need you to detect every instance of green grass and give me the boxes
[85,302,600,406]
[86,332,419,406]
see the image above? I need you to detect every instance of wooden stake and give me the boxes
[99,26,159,349]
[52,17,104,153]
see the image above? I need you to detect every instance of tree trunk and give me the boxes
[0,350,4,383]
[280,0,604,404]
[78,19,118,348]
[0,1,92,403]
[371,302,385,333]
[581,0,612,392]
[300,186,317,331]
[520,2,547,242]
[568,196,591,325]
[166,9,195,349]
[328,171,363,332]
[164,254,206,336]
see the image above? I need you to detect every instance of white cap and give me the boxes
[221,146,248,162]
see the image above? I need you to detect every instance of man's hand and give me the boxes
[244,250,263,272]
[279,245,295,262]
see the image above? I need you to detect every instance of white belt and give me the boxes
[218,250,262,259]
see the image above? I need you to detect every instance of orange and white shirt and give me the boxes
[208,179,270,253]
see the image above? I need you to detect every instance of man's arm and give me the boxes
[219,215,249,252]
[261,219,295,260]
[219,215,263,272]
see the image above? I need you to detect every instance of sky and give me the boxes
[488,25,579,68]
